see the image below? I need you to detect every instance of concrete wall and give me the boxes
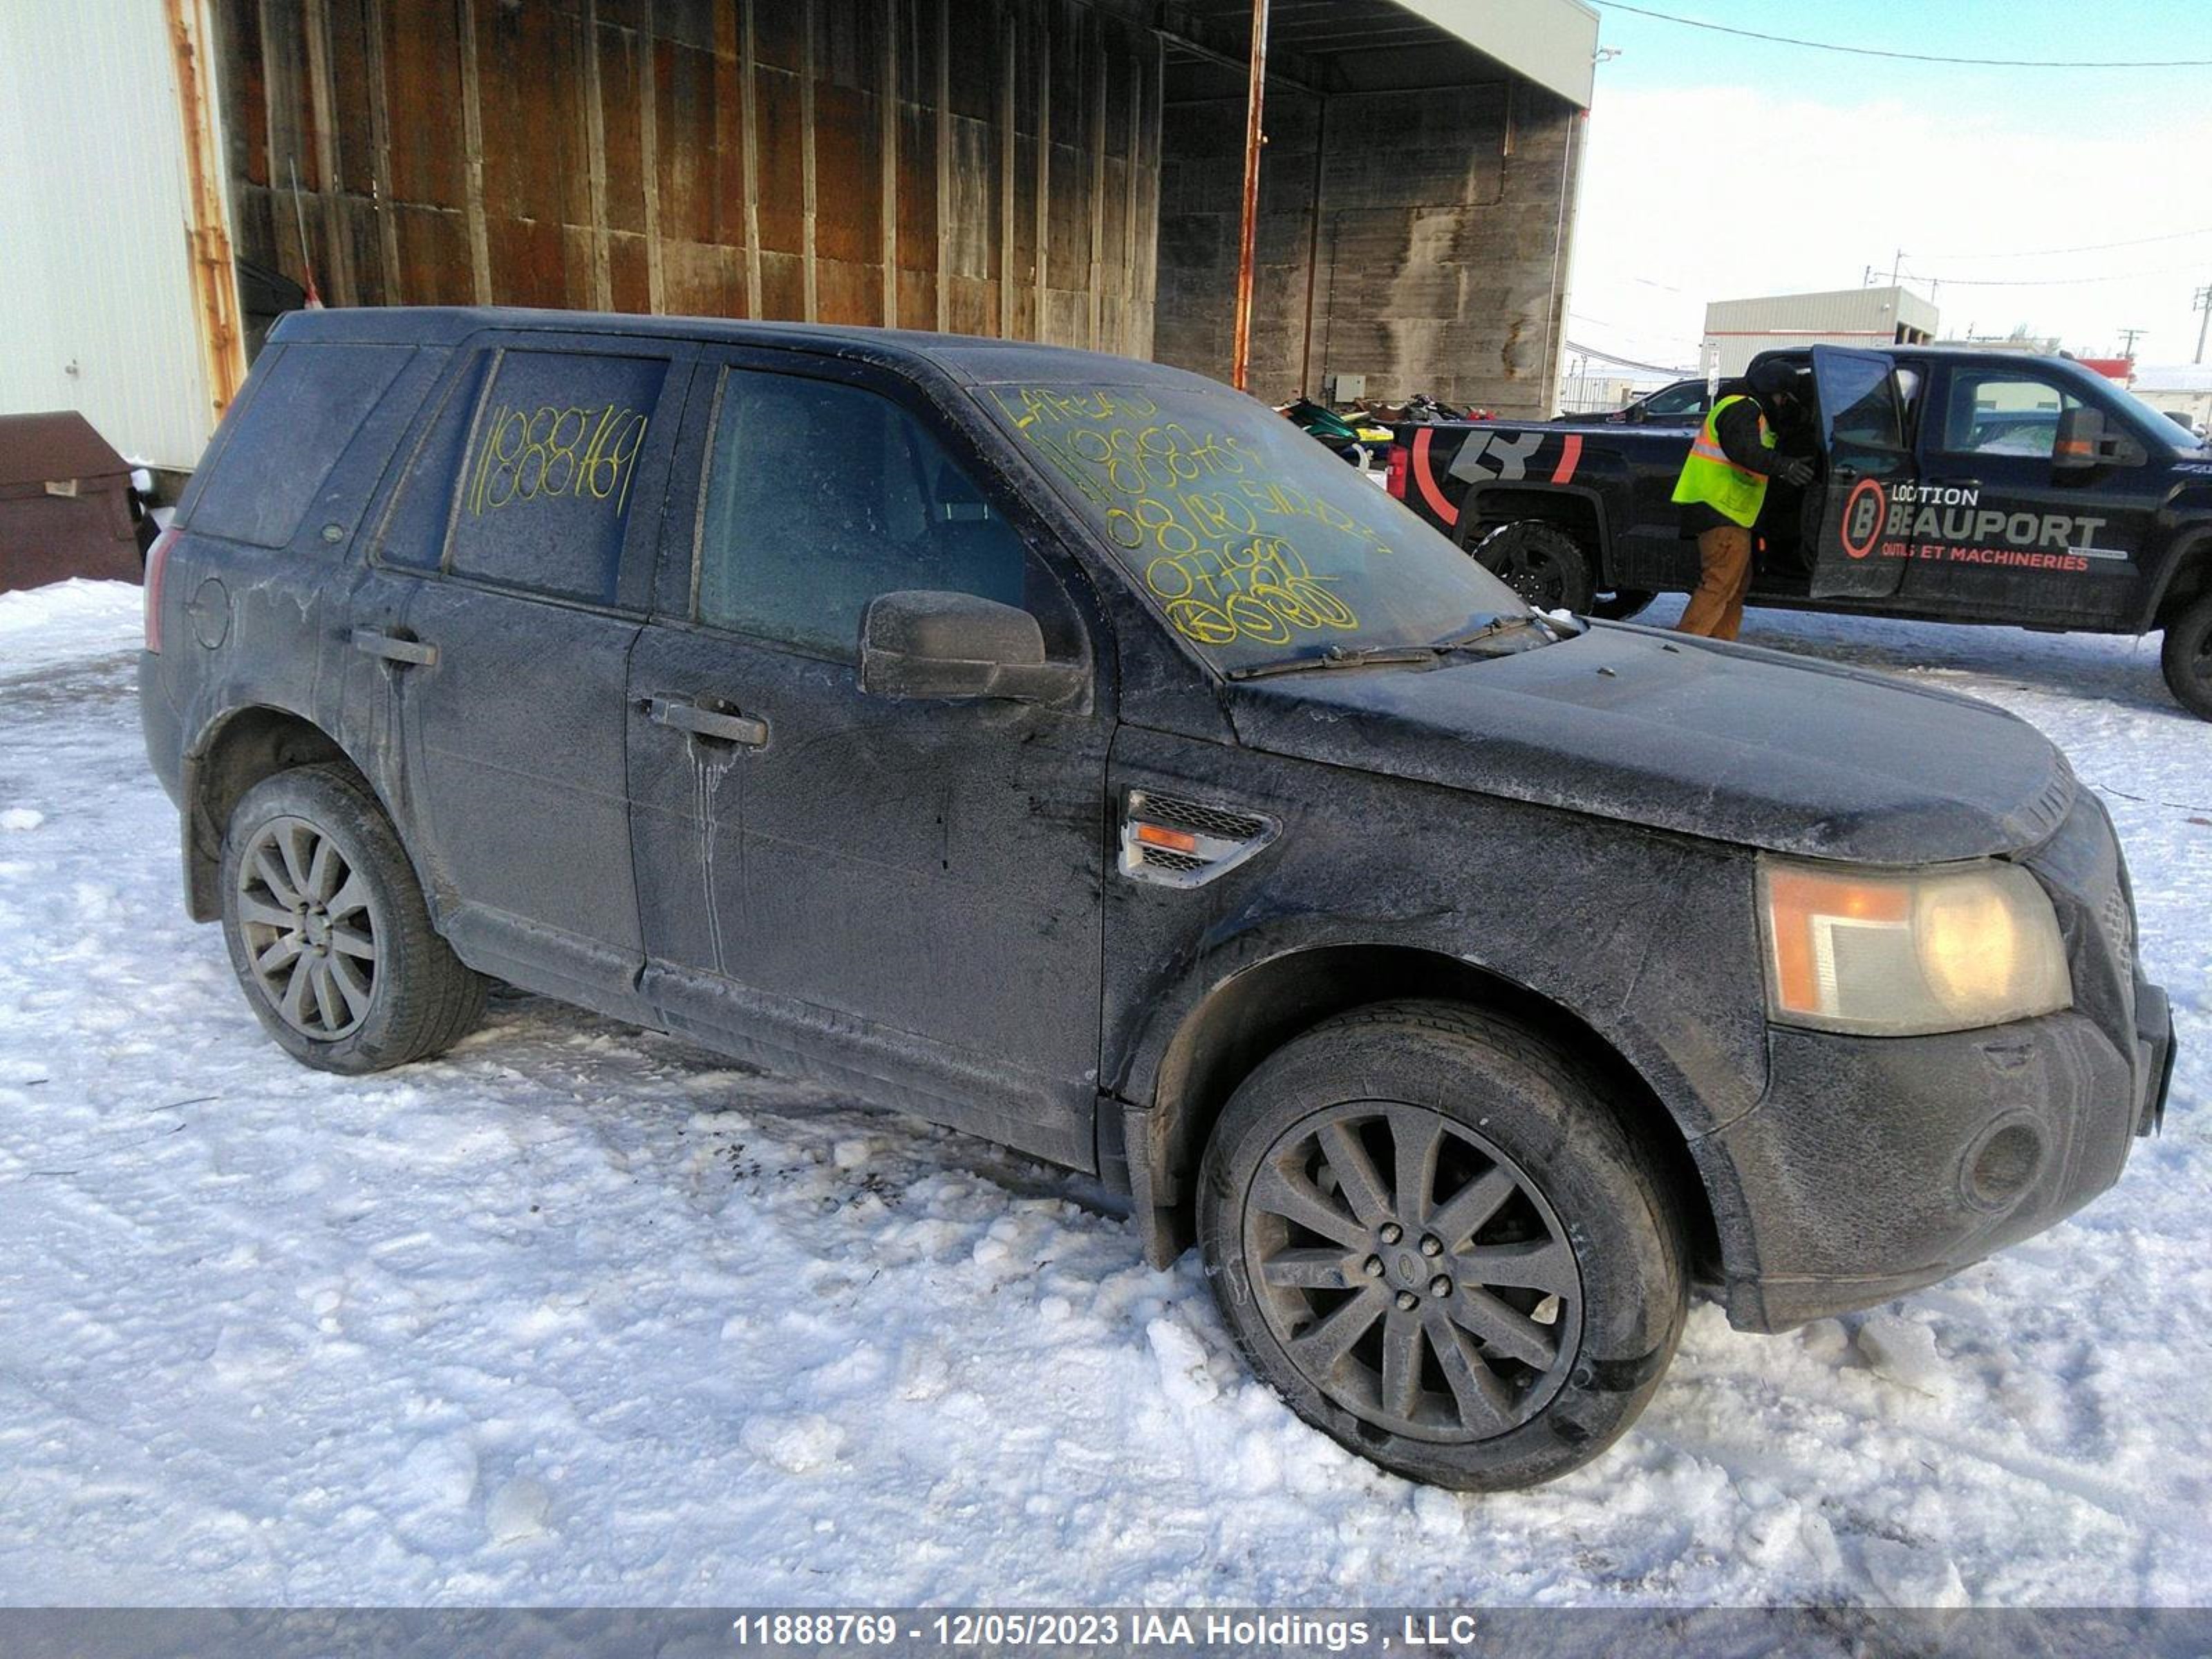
[1154,79,1583,415]
[210,0,1160,357]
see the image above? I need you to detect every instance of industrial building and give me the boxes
[1700,283,1938,379]
[2130,365,2212,434]
[0,0,1599,474]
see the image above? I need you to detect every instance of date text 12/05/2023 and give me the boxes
[991,385,1385,649]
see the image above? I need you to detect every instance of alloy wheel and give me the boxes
[234,815,379,1040]
[1242,1103,1583,1443]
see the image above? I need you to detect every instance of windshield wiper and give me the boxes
[1225,642,1441,681]
[1430,612,1580,650]
[1226,612,1577,682]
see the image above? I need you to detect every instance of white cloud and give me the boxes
[1570,84,2212,371]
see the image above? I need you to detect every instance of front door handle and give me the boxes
[646,695,768,748]
[352,627,438,667]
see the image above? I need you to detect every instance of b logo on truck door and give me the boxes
[1841,477,1887,560]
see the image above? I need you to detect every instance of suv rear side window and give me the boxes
[694,370,1038,659]
[447,348,671,606]
[185,343,410,548]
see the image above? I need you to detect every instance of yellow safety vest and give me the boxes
[1671,394,1776,528]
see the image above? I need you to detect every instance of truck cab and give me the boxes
[1393,346,2212,716]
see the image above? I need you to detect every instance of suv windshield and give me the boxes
[979,379,1527,673]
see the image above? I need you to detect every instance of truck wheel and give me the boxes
[1589,588,1655,622]
[219,763,486,1074]
[1197,1001,1687,1491]
[1468,521,1595,614]
[2160,590,2212,720]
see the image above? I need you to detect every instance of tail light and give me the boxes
[1385,442,1408,500]
[143,527,178,653]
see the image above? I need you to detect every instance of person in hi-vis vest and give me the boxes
[1669,359,1815,639]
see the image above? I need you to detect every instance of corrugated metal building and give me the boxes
[1,0,1597,471]
[0,0,234,470]
[2134,364,2212,433]
[1702,284,1939,378]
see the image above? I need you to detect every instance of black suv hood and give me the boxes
[1225,625,2074,863]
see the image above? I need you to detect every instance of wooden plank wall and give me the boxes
[214,0,1161,357]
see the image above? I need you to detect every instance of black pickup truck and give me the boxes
[1389,345,2212,717]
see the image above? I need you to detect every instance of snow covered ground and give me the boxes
[0,579,2205,1608]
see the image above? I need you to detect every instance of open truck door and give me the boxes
[1808,346,1913,600]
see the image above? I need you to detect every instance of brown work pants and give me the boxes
[1677,523,1753,641]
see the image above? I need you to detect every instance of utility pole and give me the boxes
[2195,283,2211,365]
[2119,326,2146,359]
[1888,249,1904,290]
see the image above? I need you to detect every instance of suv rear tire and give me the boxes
[219,763,486,1074]
[1197,1000,1687,1490]
[1467,521,1595,614]
[2160,590,2212,720]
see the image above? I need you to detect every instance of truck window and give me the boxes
[1642,382,1707,417]
[693,369,1053,660]
[446,348,669,606]
[183,343,411,549]
[1936,371,2079,459]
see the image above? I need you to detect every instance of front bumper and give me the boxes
[1706,790,2174,1332]
[1709,999,2170,1331]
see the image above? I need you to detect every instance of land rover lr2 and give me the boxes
[142,310,2173,1490]
[1391,345,2212,718]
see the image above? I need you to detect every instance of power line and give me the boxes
[1564,337,1697,377]
[1898,261,2208,288]
[1920,225,2212,261]
[1591,2,2212,67]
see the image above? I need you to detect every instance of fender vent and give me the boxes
[1120,789,1277,889]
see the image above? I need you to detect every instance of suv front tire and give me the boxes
[219,763,485,1074]
[1197,1001,1687,1490]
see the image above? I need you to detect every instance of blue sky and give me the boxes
[1569,1,2212,374]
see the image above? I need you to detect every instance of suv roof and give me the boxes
[266,306,1210,394]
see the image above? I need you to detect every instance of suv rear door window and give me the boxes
[185,343,411,547]
[446,348,671,606]
[694,370,1034,657]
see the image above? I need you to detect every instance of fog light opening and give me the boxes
[1965,1120,2044,1210]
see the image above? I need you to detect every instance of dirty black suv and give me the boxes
[142,308,2174,1490]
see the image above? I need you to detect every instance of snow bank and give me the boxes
[0,580,2205,1607]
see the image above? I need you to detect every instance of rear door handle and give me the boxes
[352,627,438,667]
[646,695,768,748]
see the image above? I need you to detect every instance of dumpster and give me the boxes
[0,411,150,595]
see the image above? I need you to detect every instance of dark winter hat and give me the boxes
[1747,357,1805,406]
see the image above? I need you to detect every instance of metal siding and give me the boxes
[1703,286,1944,377]
[0,0,219,469]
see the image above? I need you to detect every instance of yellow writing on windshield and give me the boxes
[991,384,1390,649]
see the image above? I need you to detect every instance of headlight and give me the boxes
[1757,856,2071,1036]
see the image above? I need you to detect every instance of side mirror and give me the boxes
[859,590,1084,704]
[2055,405,2147,471]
